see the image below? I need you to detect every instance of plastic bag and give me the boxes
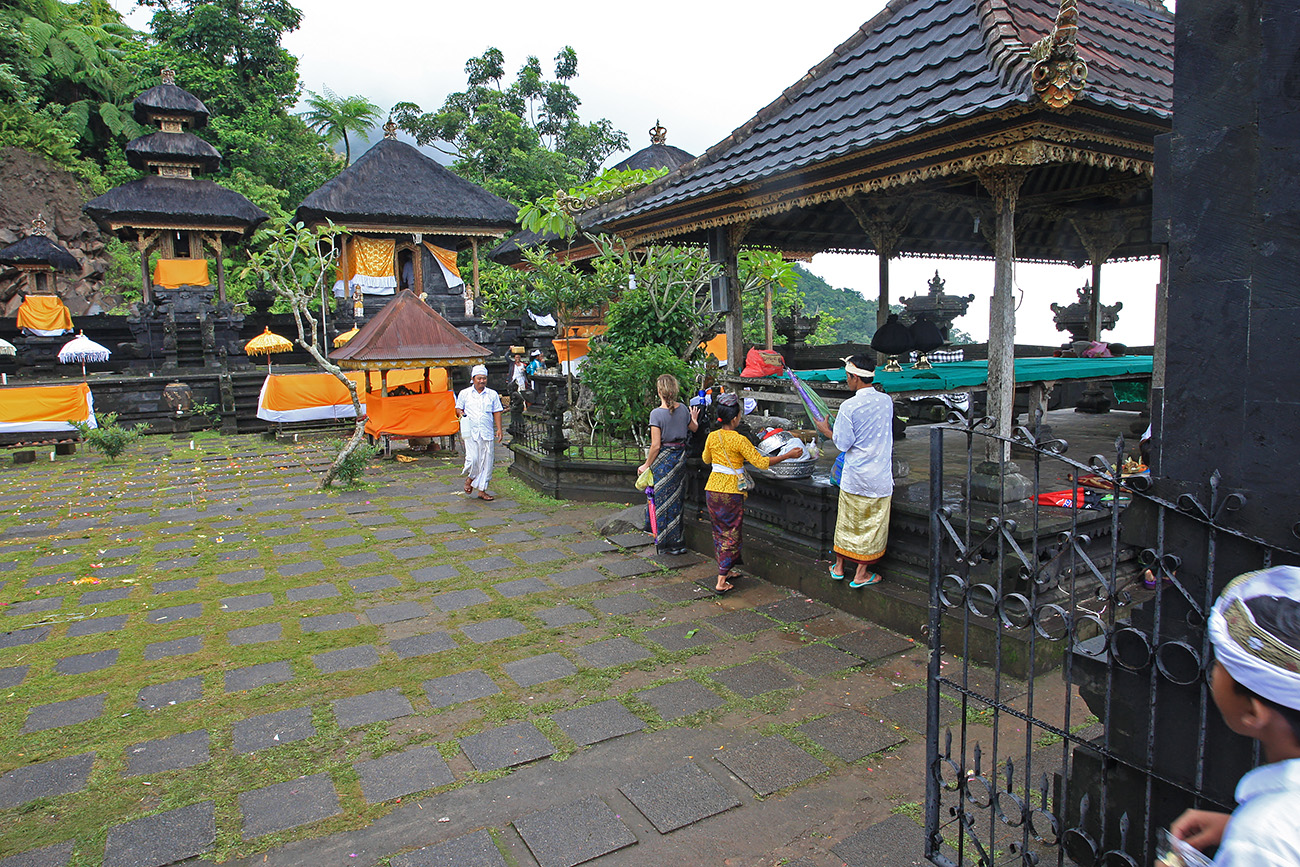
[634,467,654,491]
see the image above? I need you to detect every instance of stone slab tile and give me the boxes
[6,597,64,617]
[0,753,95,808]
[756,597,833,623]
[620,761,740,833]
[707,609,776,636]
[278,560,324,577]
[233,707,315,753]
[224,661,293,693]
[355,746,453,805]
[391,632,458,659]
[0,840,74,867]
[145,603,202,624]
[24,694,105,732]
[373,527,415,541]
[460,721,554,772]
[55,648,118,675]
[0,664,29,688]
[339,553,383,568]
[513,795,635,867]
[644,622,713,652]
[710,661,798,698]
[548,566,606,588]
[392,830,505,867]
[535,524,582,539]
[431,588,490,612]
[323,534,365,549]
[102,800,216,867]
[461,618,526,643]
[648,581,716,603]
[286,584,339,602]
[463,555,514,572]
[536,605,594,628]
[601,558,654,578]
[871,687,958,732]
[356,514,395,526]
[577,637,651,668]
[217,567,266,586]
[238,773,340,840]
[393,545,435,561]
[220,593,274,613]
[313,645,380,673]
[423,670,499,708]
[25,574,71,589]
[152,577,198,595]
[333,688,413,728]
[272,542,312,555]
[349,574,401,594]
[366,602,427,625]
[227,623,282,646]
[796,711,907,763]
[519,547,566,565]
[592,593,654,616]
[66,615,126,636]
[607,531,653,548]
[830,814,927,867]
[567,539,614,555]
[493,577,548,598]
[780,644,864,676]
[143,635,201,660]
[125,729,210,776]
[410,565,458,583]
[137,676,203,709]
[300,613,361,633]
[504,653,577,687]
[492,530,535,544]
[636,680,724,721]
[79,588,130,606]
[715,735,828,796]
[552,700,644,746]
[216,548,257,562]
[443,538,484,552]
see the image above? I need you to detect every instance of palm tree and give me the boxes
[301,86,382,165]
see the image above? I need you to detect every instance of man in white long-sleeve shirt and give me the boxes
[456,364,503,501]
[814,354,893,588]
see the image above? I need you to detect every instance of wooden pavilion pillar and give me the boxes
[468,238,480,317]
[1073,218,1126,412]
[711,225,748,367]
[845,195,906,363]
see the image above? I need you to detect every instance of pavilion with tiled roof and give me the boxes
[583,0,1173,469]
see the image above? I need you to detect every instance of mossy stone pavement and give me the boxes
[0,435,943,867]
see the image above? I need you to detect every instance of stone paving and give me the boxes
[0,434,984,867]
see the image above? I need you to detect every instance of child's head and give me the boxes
[1208,566,1300,757]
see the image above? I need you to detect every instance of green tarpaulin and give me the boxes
[773,356,1153,393]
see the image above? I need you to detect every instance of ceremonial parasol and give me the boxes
[245,326,293,373]
[0,337,15,357]
[333,326,359,348]
[58,331,111,378]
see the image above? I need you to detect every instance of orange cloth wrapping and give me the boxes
[257,373,366,422]
[365,390,458,438]
[424,243,461,280]
[0,382,94,432]
[16,295,73,334]
[562,324,607,339]
[551,338,589,363]
[700,333,727,363]
[153,259,211,288]
[362,368,448,394]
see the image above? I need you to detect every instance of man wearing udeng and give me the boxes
[457,364,503,501]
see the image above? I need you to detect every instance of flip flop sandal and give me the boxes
[463,479,473,493]
[715,582,734,593]
[829,564,845,581]
[849,572,883,588]
[477,492,495,501]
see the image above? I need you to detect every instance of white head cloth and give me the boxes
[841,356,874,381]
[1209,565,1300,710]
[471,364,488,378]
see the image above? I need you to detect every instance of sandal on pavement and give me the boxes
[849,572,883,588]
[463,478,473,494]
[829,564,844,581]
[715,581,734,593]
[477,492,495,501]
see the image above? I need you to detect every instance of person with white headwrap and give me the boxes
[1171,566,1300,866]
[456,364,503,500]
[813,354,894,588]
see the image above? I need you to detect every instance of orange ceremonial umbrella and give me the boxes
[245,327,293,373]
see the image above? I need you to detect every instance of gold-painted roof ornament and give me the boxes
[383,117,398,140]
[160,67,176,85]
[30,216,47,235]
[1030,0,1089,108]
[649,120,667,145]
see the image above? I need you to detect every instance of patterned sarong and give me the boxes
[707,491,745,577]
[649,444,686,551]
[832,488,891,564]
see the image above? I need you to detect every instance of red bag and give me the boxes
[741,348,784,378]
[1036,488,1087,508]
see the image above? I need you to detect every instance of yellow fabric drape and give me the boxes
[16,295,73,332]
[424,243,461,280]
[352,237,395,280]
[153,258,211,288]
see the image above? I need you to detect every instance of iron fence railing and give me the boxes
[507,384,641,465]
[925,414,1299,867]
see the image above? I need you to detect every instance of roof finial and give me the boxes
[160,67,176,86]
[649,120,667,145]
[383,116,398,140]
[1030,0,1088,108]
[30,215,47,235]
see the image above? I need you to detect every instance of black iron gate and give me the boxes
[924,416,1299,867]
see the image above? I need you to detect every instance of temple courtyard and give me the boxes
[0,423,1104,867]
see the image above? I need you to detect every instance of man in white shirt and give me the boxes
[456,364,503,501]
[814,354,894,588]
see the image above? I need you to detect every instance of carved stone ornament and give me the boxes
[649,121,667,145]
[1030,0,1089,108]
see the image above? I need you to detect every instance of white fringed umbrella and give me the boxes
[58,331,111,379]
[0,337,14,357]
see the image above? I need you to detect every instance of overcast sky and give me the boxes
[112,0,1166,346]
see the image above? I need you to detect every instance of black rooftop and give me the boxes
[84,177,269,237]
[126,131,222,174]
[612,142,695,174]
[132,83,210,128]
[0,234,80,272]
[295,138,518,231]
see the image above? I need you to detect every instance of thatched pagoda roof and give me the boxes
[133,82,209,128]
[296,138,518,237]
[329,290,489,369]
[126,131,222,173]
[84,176,269,238]
[582,0,1174,264]
[0,234,80,272]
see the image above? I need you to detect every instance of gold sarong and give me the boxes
[833,488,891,564]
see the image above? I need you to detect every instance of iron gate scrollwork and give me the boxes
[924,415,1300,867]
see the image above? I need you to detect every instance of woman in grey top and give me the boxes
[637,374,699,555]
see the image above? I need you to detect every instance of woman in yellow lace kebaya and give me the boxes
[702,394,802,592]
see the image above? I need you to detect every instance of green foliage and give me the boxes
[739,250,800,345]
[300,85,381,165]
[477,246,616,337]
[517,166,668,239]
[330,438,380,487]
[70,412,148,462]
[393,47,627,204]
[579,343,699,441]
